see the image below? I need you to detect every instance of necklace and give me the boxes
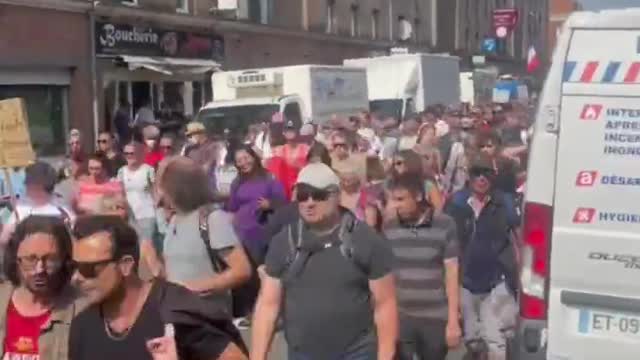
[103,315,132,341]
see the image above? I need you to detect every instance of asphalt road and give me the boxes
[241,331,467,359]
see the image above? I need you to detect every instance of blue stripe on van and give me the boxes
[578,309,591,334]
[563,61,577,82]
[602,62,621,83]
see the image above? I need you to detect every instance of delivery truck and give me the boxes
[196,65,368,135]
[344,53,461,119]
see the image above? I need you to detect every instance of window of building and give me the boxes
[119,0,138,6]
[0,85,68,156]
[176,0,188,13]
[350,4,360,37]
[413,18,421,43]
[372,9,380,39]
[326,0,336,34]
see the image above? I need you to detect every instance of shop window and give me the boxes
[176,0,188,13]
[0,85,68,156]
[119,0,138,6]
[371,9,380,40]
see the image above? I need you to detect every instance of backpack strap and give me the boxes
[198,205,229,273]
[56,206,72,231]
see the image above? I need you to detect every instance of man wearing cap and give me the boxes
[444,155,519,360]
[251,163,398,360]
[0,162,75,245]
[183,122,219,178]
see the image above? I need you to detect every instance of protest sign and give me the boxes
[0,98,35,168]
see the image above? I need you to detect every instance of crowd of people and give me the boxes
[0,100,532,360]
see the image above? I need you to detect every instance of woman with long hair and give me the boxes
[73,152,123,216]
[390,149,444,211]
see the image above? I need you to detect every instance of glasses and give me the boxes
[333,143,347,149]
[296,188,333,202]
[470,168,495,179]
[17,255,62,271]
[71,258,114,279]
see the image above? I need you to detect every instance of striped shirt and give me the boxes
[384,212,459,320]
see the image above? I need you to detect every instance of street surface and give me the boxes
[241,330,467,359]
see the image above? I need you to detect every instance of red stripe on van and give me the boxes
[624,62,640,83]
[580,61,599,82]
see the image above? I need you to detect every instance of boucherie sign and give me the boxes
[95,22,224,60]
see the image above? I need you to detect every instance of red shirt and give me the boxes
[3,300,51,359]
[144,149,164,168]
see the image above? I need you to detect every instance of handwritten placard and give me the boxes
[0,98,35,168]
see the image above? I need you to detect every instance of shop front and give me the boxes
[95,21,224,132]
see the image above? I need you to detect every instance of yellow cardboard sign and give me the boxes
[0,98,35,168]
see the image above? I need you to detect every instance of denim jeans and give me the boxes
[288,331,377,360]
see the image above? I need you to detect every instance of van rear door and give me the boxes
[548,28,640,360]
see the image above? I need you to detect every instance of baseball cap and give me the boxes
[25,162,57,192]
[185,122,206,136]
[296,163,339,189]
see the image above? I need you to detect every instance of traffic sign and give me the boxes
[496,26,508,38]
[482,38,497,53]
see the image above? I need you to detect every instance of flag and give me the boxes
[527,45,541,73]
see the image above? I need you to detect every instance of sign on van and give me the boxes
[0,98,35,168]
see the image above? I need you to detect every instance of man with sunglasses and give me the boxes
[444,155,520,360]
[252,163,398,360]
[69,216,247,360]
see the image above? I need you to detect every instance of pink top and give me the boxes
[76,180,123,214]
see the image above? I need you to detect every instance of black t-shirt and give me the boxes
[69,281,235,360]
[265,217,393,358]
[106,154,127,178]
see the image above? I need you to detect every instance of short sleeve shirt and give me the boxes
[4,300,51,358]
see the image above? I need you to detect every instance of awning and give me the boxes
[117,55,220,76]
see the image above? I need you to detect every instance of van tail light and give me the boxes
[519,202,552,320]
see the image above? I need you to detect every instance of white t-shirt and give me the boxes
[0,202,75,245]
[118,164,156,220]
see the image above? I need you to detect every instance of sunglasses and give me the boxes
[469,168,495,179]
[124,152,135,156]
[296,188,333,202]
[17,255,62,272]
[71,258,114,279]
[97,139,109,144]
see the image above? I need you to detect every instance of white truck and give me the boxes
[196,65,368,134]
[344,53,461,119]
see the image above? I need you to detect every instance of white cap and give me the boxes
[296,163,339,189]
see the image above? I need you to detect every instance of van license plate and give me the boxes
[579,309,640,336]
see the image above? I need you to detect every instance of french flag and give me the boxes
[527,45,541,74]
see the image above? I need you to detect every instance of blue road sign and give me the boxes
[482,38,497,53]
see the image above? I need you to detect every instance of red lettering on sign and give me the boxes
[576,171,598,186]
[580,104,603,120]
[573,208,596,224]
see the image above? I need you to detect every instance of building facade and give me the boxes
[452,0,549,74]
[548,0,581,60]
[0,1,92,158]
[0,0,435,152]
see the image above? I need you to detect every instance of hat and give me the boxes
[25,162,57,192]
[296,163,340,189]
[185,122,206,136]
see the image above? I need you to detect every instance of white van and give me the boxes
[511,9,640,360]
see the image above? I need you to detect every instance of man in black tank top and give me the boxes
[68,216,247,360]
